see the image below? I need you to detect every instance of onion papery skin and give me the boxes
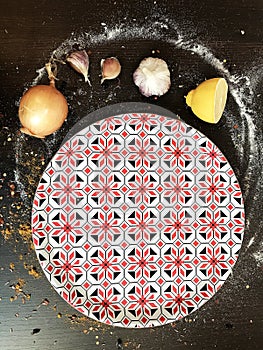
[18,85,68,138]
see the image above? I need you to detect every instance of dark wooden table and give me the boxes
[0,1,262,349]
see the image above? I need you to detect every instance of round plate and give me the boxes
[32,105,245,328]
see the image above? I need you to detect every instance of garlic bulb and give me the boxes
[133,57,171,97]
[66,50,91,85]
[101,57,121,83]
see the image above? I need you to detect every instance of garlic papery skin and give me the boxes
[66,50,91,85]
[101,57,121,83]
[133,57,171,97]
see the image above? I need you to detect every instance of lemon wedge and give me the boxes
[186,78,228,123]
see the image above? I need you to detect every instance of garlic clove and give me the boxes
[101,57,121,84]
[133,57,171,97]
[66,50,91,85]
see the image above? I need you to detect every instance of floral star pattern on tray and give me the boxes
[32,113,245,328]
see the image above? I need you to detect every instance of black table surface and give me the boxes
[0,1,262,349]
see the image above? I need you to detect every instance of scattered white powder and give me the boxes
[253,242,263,266]
[16,19,263,264]
[246,236,255,250]
[32,67,46,87]
[14,133,30,205]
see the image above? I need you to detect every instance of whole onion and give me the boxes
[18,63,68,138]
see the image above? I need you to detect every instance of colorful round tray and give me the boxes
[32,104,245,328]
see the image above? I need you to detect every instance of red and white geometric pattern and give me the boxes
[32,113,245,328]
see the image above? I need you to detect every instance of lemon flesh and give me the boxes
[186,78,228,123]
